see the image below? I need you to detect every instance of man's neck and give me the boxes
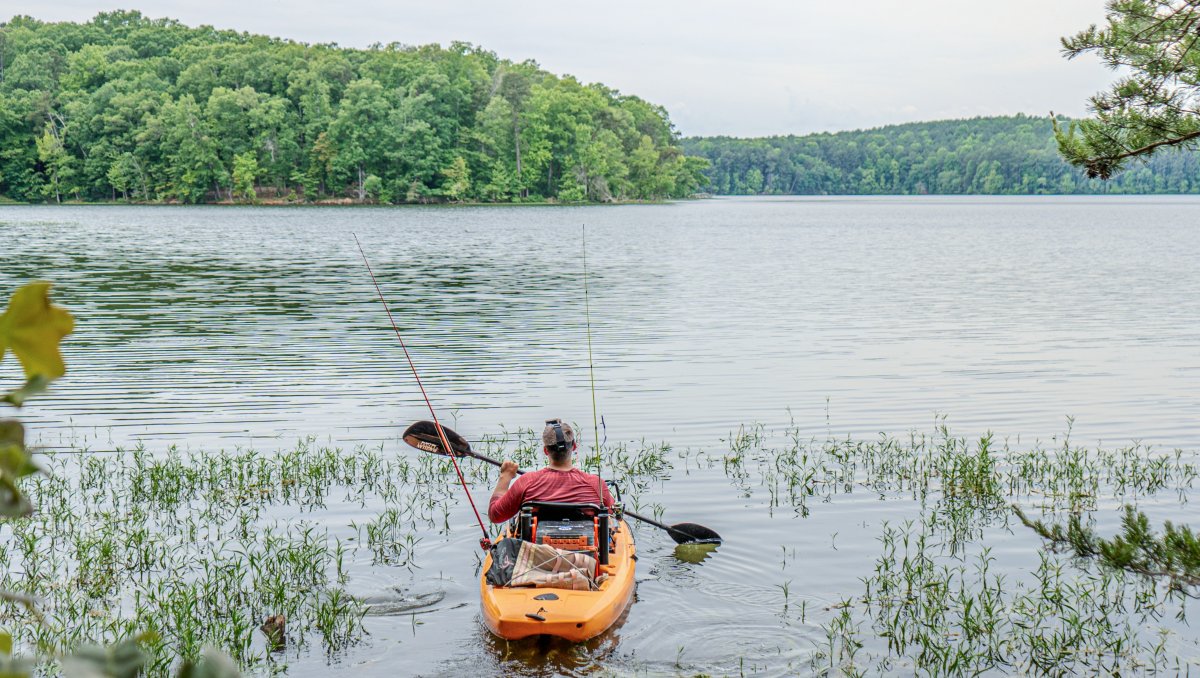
[547,460,574,471]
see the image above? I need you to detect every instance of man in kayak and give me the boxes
[488,418,615,523]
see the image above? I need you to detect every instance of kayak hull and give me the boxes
[480,518,636,642]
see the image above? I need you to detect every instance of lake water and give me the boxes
[3,196,1200,676]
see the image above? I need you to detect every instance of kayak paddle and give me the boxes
[402,420,722,545]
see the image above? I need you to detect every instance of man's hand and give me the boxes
[489,459,521,523]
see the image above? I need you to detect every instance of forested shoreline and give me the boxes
[683,115,1200,196]
[4,13,1200,205]
[0,11,709,204]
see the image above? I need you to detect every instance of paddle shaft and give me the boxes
[463,448,699,541]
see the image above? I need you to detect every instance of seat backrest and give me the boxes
[523,501,602,521]
[517,501,610,565]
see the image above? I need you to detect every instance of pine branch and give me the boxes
[1085,129,1200,177]
[1013,504,1200,592]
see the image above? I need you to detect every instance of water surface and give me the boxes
[2,196,1199,676]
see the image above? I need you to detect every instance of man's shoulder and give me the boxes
[522,466,597,482]
[514,467,553,484]
[565,467,603,486]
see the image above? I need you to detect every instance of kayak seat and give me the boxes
[517,502,611,566]
[523,501,602,520]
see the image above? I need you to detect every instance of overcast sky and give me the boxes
[8,1,1117,137]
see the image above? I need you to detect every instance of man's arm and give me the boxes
[487,460,522,523]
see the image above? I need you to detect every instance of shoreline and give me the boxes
[8,193,1200,207]
[0,198,688,208]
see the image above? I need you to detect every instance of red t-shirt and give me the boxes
[488,467,615,523]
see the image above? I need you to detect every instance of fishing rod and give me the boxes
[353,234,493,552]
[574,227,717,544]
[582,225,604,508]
[370,230,720,546]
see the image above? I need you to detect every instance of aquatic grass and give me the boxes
[358,507,423,568]
[314,589,365,653]
[817,600,864,678]
[839,519,1173,676]
[687,419,1199,526]
[7,414,1200,676]
[775,580,791,615]
[0,439,456,675]
[703,419,1200,674]
[1,427,680,675]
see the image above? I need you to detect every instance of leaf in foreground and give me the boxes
[61,633,155,678]
[1,376,51,408]
[175,649,242,678]
[0,420,38,518]
[0,282,75,399]
[0,630,33,678]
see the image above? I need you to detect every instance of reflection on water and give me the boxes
[3,197,1200,676]
[673,543,719,564]
[4,198,1200,453]
[7,195,1200,451]
[426,605,631,678]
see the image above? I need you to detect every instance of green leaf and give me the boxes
[0,476,32,519]
[0,655,33,678]
[1,377,50,408]
[61,634,154,678]
[175,649,241,678]
[0,421,38,519]
[0,421,22,449]
[0,421,38,478]
[0,629,30,678]
[0,282,75,392]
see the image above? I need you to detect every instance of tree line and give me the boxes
[0,11,710,204]
[683,115,1200,195]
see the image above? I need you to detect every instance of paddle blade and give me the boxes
[668,523,722,545]
[402,421,472,457]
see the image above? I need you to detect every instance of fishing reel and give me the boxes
[605,479,623,503]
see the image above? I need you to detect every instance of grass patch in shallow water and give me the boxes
[0,428,679,676]
[0,440,451,674]
[689,419,1200,675]
[7,419,1200,676]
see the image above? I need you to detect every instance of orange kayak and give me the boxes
[480,518,636,641]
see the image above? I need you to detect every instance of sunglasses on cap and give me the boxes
[546,419,573,453]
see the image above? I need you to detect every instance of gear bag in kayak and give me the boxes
[485,538,602,591]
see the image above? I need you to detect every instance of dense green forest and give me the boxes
[0,11,709,204]
[5,13,1199,204]
[683,115,1200,195]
